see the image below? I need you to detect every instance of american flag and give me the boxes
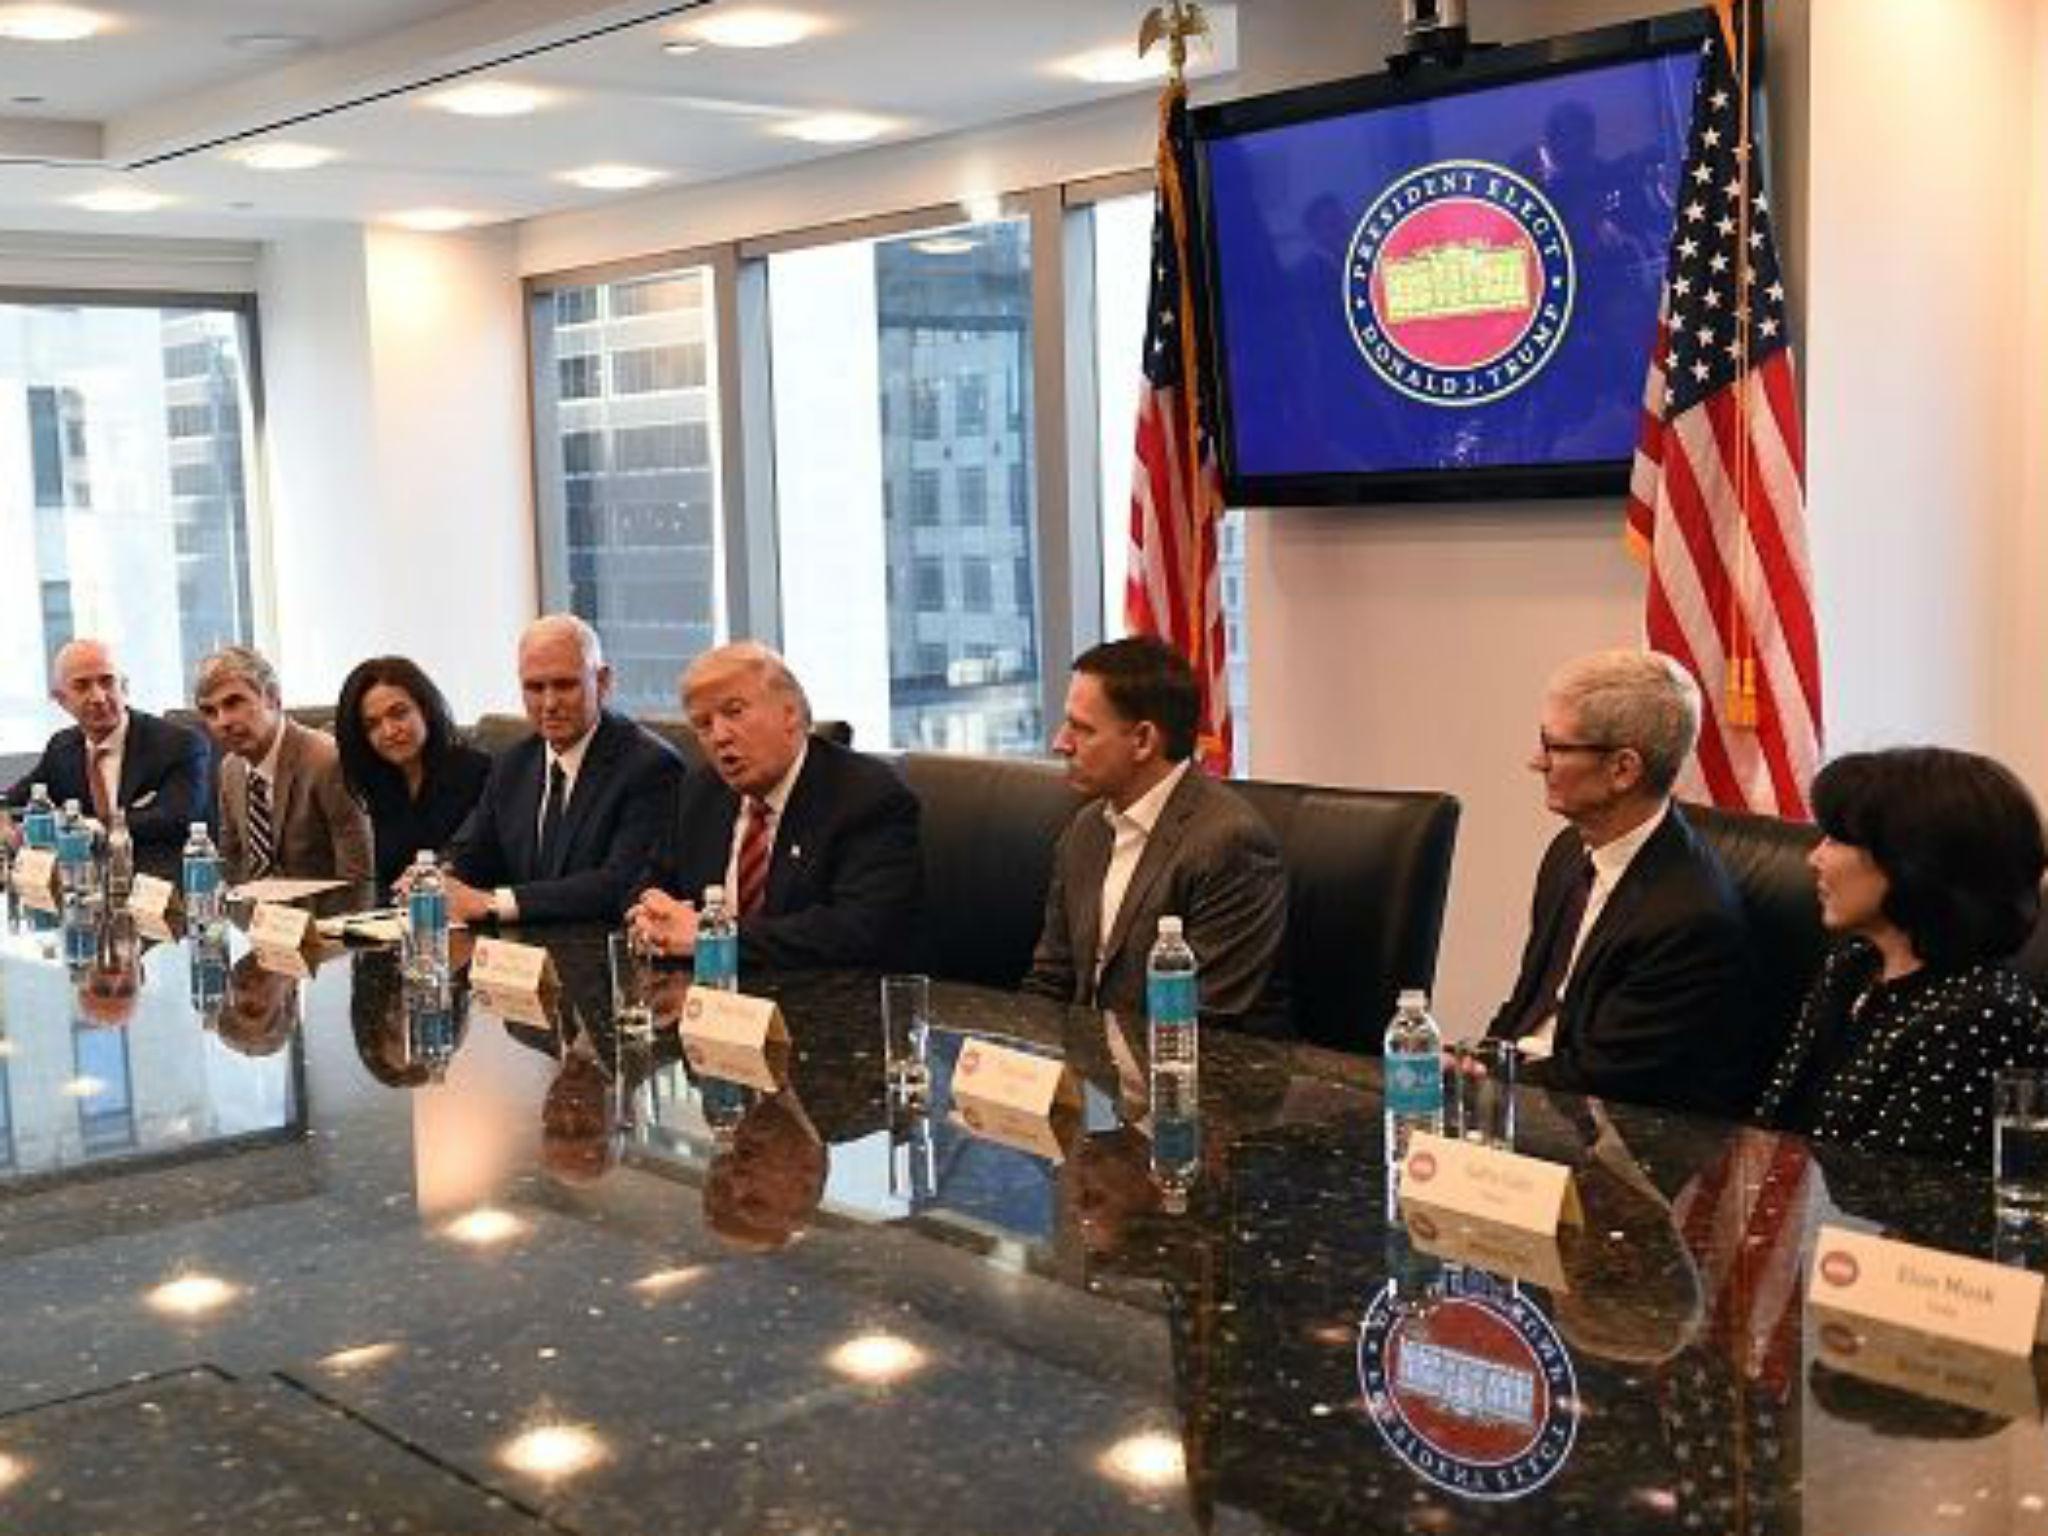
[1626,2,1821,818]
[1126,80,1232,776]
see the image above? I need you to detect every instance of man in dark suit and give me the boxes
[442,615,683,925]
[1023,637,1288,1032]
[1487,649,1757,1115]
[194,645,373,884]
[5,637,211,851]
[628,643,920,969]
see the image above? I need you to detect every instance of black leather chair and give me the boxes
[467,714,853,767]
[1685,801,1827,1051]
[898,752,1461,1055]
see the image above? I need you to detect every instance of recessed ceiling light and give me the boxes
[778,112,891,145]
[498,1424,608,1480]
[429,81,547,117]
[11,93,45,104]
[226,32,313,55]
[1097,1430,1187,1491]
[1060,47,1170,86]
[912,237,978,257]
[562,163,665,192]
[691,8,819,50]
[825,1332,928,1385]
[230,142,335,172]
[0,6,105,42]
[660,38,700,57]
[70,187,169,214]
[145,1273,240,1317]
[386,207,481,233]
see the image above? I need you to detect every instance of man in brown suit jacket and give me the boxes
[193,645,373,885]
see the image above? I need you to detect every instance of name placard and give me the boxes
[253,943,313,980]
[10,848,57,899]
[1403,1203,1570,1293]
[1814,1305,2042,1419]
[680,986,788,1051]
[1808,1224,2044,1358]
[128,873,179,923]
[683,1034,787,1092]
[1401,1131,1583,1236]
[470,936,557,995]
[950,1039,1081,1163]
[471,981,560,1030]
[249,901,315,955]
[953,1099,1080,1163]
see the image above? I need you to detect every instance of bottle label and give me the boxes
[695,932,738,989]
[184,856,220,897]
[25,810,56,849]
[56,827,91,865]
[408,889,447,937]
[1147,970,1198,1024]
[1385,1054,1444,1117]
[1153,1110,1201,1172]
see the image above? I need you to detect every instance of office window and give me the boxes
[0,302,258,754]
[1086,191,1250,772]
[960,559,993,613]
[956,465,987,526]
[768,217,1042,755]
[531,264,725,716]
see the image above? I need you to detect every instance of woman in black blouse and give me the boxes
[335,656,492,891]
[1755,747,2048,1166]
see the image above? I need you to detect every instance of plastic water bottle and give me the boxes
[181,821,224,937]
[1383,988,1444,1164]
[60,891,95,970]
[1147,916,1200,1203]
[104,810,134,905]
[695,884,739,992]
[55,798,97,901]
[190,928,229,1025]
[404,851,450,988]
[22,782,57,850]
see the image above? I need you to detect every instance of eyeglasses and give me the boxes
[1536,733,1619,762]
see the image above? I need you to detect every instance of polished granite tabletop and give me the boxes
[3,891,2048,1536]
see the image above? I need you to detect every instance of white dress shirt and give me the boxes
[1095,759,1190,981]
[721,739,808,904]
[494,721,602,922]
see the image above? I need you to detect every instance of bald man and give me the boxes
[442,615,683,925]
[5,638,212,850]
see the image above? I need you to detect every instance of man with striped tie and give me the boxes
[193,645,372,887]
[628,643,920,970]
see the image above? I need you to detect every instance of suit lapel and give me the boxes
[765,749,824,913]
[1068,812,1112,997]
[271,721,304,848]
[1564,811,1680,1003]
[551,717,618,877]
[1099,771,1200,987]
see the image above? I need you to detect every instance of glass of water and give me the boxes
[608,930,656,1043]
[880,973,932,1102]
[1993,1068,2048,1215]
[1448,1038,1518,1149]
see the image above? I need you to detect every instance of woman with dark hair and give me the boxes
[335,656,492,890]
[1755,747,2048,1166]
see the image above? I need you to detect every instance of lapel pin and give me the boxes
[790,844,803,861]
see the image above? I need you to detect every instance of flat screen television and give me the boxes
[1193,12,1711,505]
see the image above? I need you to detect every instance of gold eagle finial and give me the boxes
[1139,1,1210,85]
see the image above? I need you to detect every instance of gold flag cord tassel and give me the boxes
[1716,0,1760,730]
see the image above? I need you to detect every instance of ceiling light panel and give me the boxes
[71,187,169,213]
[691,8,820,50]
[0,5,104,42]
[778,112,891,145]
[387,207,479,233]
[562,163,664,191]
[428,81,548,117]
[231,142,336,172]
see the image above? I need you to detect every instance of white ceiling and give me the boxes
[0,0,1238,237]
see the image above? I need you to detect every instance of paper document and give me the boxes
[234,877,347,903]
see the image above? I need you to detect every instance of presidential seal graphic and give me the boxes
[1345,159,1575,408]
[1357,1269,1579,1500]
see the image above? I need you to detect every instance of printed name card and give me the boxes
[248,901,316,956]
[953,1098,1080,1163]
[1814,1307,2042,1420]
[471,982,559,1030]
[127,874,179,923]
[1403,1204,1571,1293]
[682,1033,787,1092]
[1400,1131,1583,1236]
[680,987,789,1052]
[1808,1225,2045,1357]
[253,943,313,980]
[469,936,557,995]
[950,1038,1082,1162]
[10,848,57,900]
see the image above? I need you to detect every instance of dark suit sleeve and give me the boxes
[125,720,212,847]
[1485,831,1575,1041]
[629,774,701,910]
[1549,899,1753,1114]
[739,771,922,969]
[1181,815,1288,1026]
[3,742,61,808]
[446,759,514,891]
[511,743,684,925]
[1021,818,1082,1004]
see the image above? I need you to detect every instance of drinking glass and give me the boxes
[608,930,656,1043]
[1994,1069,2048,1215]
[1448,1038,1518,1149]
[880,973,932,1101]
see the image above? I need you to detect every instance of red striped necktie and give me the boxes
[735,797,773,917]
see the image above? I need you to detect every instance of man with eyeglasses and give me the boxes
[1486,648,1758,1115]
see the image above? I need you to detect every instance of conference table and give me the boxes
[3,893,2047,1536]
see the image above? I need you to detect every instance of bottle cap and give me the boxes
[62,798,79,814]
[31,782,46,797]
[1397,987,1428,1011]
[704,884,725,905]
[1158,915,1184,938]
[189,821,208,835]
[415,850,437,869]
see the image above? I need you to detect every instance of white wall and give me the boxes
[258,223,533,719]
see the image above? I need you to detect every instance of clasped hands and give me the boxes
[626,888,700,959]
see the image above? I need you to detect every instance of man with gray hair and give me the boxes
[443,614,683,924]
[194,644,372,884]
[1486,648,1758,1115]
[628,641,919,968]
